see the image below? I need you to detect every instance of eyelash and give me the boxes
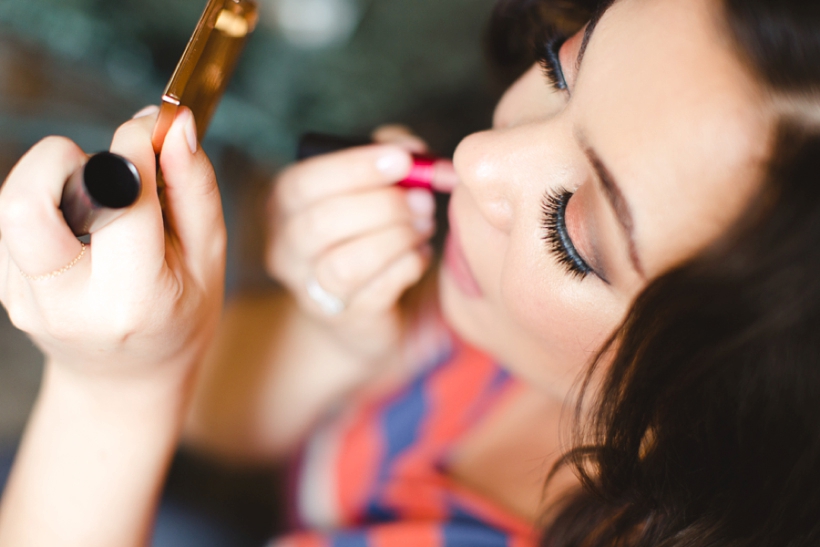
[541,189,593,279]
[532,27,569,92]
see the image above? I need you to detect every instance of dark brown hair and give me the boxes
[489,1,820,545]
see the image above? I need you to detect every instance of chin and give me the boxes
[438,265,500,358]
[438,265,580,398]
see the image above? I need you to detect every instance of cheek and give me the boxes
[499,227,625,366]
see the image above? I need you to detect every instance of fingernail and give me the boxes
[431,160,460,193]
[413,217,435,234]
[406,188,435,216]
[376,150,411,178]
[132,105,159,119]
[180,109,198,154]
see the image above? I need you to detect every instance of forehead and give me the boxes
[575,0,771,275]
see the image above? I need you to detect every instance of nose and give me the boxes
[452,129,517,233]
[453,119,580,235]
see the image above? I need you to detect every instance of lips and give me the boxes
[444,205,483,298]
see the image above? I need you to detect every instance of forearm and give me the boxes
[0,361,194,547]
[184,289,390,463]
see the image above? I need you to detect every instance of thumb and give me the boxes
[158,108,226,280]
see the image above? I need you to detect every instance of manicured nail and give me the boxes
[406,188,435,216]
[132,105,159,119]
[180,109,198,154]
[376,150,411,178]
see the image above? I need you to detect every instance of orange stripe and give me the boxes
[370,522,442,547]
[380,472,450,520]
[380,339,504,519]
[424,341,498,445]
[510,534,539,547]
[335,402,383,521]
[445,475,537,540]
[376,350,465,516]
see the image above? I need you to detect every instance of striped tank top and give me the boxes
[272,327,537,547]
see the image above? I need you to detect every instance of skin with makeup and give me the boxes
[0,0,804,544]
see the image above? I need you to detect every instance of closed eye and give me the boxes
[541,189,593,279]
[532,26,568,92]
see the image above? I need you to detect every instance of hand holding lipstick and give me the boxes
[266,125,457,360]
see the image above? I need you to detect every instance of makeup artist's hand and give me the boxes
[266,126,440,360]
[0,106,226,381]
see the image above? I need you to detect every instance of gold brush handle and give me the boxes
[152,0,259,154]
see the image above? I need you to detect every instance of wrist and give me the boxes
[41,357,195,426]
[0,360,193,546]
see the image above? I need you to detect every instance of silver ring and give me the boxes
[306,277,345,316]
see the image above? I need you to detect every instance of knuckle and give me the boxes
[301,207,334,244]
[265,243,300,288]
[0,194,30,231]
[324,252,362,288]
[111,120,152,153]
[372,124,412,141]
[264,255,279,280]
[385,190,412,219]
[114,117,147,138]
[406,252,426,279]
[266,180,284,215]
[298,206,320,236]
[5,302,35,334]
[109,303,150,343]
[111,123,133,144]
[36,136,83,161]
[273,166,308,211]
[279,217,308,255]
[41,312,78,343]
[395,224,420,248]
[385,253,425,295]
[294,207,338,256]
[327,243,383,288]
[265,245,286,281]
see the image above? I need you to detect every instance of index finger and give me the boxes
[0,136,87,278]
[273,144,412,214]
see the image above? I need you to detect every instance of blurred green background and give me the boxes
[0,0,500,456]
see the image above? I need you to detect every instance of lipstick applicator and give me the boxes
[297,132,457,192]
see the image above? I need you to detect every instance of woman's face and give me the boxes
[440,0,772,397]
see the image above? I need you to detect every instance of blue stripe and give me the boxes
[487,366,511,394]
[364,348,459,521]
[363,365,432,521]
[445,502,511,546]
[442,521,510,547]
[330,531,369,547]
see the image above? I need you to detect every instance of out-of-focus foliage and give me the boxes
[0,0,499,165]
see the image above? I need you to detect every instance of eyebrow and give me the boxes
[575,1,613,74]
[580,140,646,277]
